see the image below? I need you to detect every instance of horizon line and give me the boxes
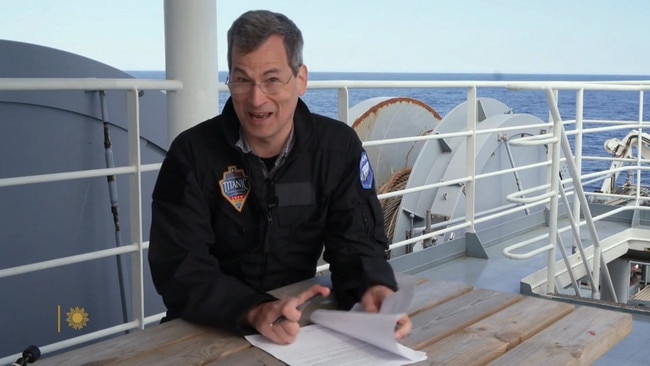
[125,70,650,77]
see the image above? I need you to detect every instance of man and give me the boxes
[148,9,411,345]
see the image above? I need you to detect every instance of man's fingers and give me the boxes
[296,285,331,307]
[360,285,395,313]
[267,315,299,344]
[260,285,331,344]
[394,315,412,339]
[303,284,331,300]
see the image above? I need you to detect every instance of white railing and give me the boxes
[1,77,649,363]
[501,84,650,298]
[0,78,181,365]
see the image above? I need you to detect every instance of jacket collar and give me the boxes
[220,97,314,155]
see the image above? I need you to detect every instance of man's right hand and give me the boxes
[246,284,330,344]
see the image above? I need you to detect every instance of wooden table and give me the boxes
[41,274,632,365]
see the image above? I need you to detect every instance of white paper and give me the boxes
[245,286,426,366]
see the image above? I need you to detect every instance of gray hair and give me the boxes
[227,10,304,75]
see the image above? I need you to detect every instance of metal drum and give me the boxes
[391,99,549,254]
[350,97,442,188]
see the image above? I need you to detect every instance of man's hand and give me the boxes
[246,284,330,344]
[360,285,412,339]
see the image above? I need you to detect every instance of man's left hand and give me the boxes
[359,285,412,339]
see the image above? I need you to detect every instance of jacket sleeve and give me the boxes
[148,136,275,333]
[323,140,398,309]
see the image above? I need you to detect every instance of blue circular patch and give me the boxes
[359,151,374,190]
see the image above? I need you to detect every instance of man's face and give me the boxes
[229,35,307,153]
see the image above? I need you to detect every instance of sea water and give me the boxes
[131,70,648,127]
[130,71,650,191]
[130,70,648,122]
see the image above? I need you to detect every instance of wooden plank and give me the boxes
[487,306,633,365]
[633,286,650,300]
[206,346,285,366]
[396,272,429,287]
[40,320,216,365]
[402,288,522,350]
[415,296,575,365]
[631,286,650,306]
[408,280,473,317]
[110,330,250,366]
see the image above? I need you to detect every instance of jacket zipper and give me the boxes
[362,212,370,235]
[260,179,275,288]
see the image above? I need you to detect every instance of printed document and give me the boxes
[245,286,427,365]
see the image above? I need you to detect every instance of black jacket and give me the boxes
[148,98,397,333]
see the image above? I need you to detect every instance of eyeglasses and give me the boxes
[226,75,293,95]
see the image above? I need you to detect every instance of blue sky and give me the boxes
[1,0,648,75]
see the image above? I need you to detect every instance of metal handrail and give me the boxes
[0,78,182,91]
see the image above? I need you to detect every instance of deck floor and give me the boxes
[410,218,650,365]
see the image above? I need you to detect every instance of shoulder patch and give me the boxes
[359,151,374,190]
[219,165,250,212]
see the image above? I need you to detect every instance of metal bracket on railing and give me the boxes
[404,213,414,253]
[422,210,432,248]
[503,239,555,260]
[505,185,554,204]
[508,133,558,147]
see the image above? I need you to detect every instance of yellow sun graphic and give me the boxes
[66,306,89,330]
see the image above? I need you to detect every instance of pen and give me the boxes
[271,294,323,326]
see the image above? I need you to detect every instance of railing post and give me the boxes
[337,87,350,125]
[465,86,477,233]
[546,88,561,294]
[127,88,145,329]
[572,89,584,253]
[636,90,645,207]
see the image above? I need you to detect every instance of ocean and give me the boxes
[130,71,650,191]
[129,70,649,120]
